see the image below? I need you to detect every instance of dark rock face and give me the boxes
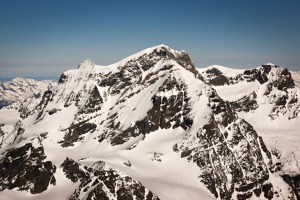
[174,51,202,80]
[110,75,192,146]
[59,73,67,84]
[0,125,4,147]
[231,92,258,112]
[209,75,230,86]
[243,65,270,84]
[35,91,54,121]
[200,67,245,86]
[281,175,300,200]
[19,90,54,120]
[61,121,97,147]
[64,91,76,107]
[61,158,159,200]
[99,68,140,96]
[0,143,56,194]
[274,68,295,90]
[78,86,103,114]
[206,68,230,86]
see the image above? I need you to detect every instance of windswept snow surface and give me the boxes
[214,80,260,102]
[0,109,20,125]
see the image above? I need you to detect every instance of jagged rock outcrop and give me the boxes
[199,64,300,120]
[281,175,300,199]
[0,142,56,194]
[61,158,159,200]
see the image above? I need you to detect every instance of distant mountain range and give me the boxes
[0,76,59,82]
[0,45,299,200]
[0,78,57,109]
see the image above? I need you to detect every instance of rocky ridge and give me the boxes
[199,64,300,120]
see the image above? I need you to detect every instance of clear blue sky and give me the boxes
[1,0,300,77]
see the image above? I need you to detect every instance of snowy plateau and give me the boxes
[0,45,299,200]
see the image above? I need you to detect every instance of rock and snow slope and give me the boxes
[198,64,300,171]
[0,78,57,109]
[0,45,298,200]
[199,64,300,198]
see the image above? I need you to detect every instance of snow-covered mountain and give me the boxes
[0,45,298,200]
[0,78,57,109]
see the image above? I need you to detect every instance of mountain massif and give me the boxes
[0,45,299,200]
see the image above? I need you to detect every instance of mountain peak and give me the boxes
[100,44,201,79]
[263,62,277,67]
[109,44,177,66]
[150,43,170,50]
[77,59,95,69]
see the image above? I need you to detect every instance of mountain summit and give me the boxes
[0,45,298,199]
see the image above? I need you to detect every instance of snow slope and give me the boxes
[291,71,300,87]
